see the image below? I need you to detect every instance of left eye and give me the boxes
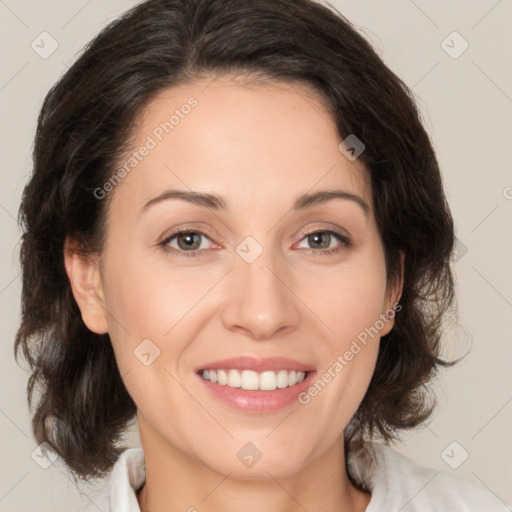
[297,230,348,251]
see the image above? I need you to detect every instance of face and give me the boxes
[68,76,403,479]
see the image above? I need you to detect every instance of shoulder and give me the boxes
[75,447,145,512]
[347,440,511,511]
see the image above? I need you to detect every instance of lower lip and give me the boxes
[197,371,316,412]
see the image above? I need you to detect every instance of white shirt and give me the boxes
[77,442,511,511]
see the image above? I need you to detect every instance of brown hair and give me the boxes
[15,0,458,480]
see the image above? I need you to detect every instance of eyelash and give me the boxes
[158,226,351,258]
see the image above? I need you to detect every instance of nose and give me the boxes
[221,250,301,341]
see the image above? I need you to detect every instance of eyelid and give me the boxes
[159,223,217,245]
[294,227,351,252]
[297,225,349,241]
[158,226,215,254]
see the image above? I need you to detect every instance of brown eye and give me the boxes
[160,229,214,256]
[175,232,202,250]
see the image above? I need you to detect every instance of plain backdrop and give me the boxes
[1,0,511,510]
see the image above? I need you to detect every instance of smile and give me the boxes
[200,369,307,391]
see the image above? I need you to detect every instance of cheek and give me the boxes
[99,244,225,395]
[296,247,386,415]
[99,252,192,424]
[300,250,388,346]
[102,245,210,337]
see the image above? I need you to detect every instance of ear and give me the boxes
[379,250,405,337]
[63,236,109,334]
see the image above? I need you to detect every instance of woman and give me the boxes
[15,0,510,510]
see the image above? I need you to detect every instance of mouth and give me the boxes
[198,368,308,391]
[195,356,315,412]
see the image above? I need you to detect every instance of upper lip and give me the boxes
[196,356,315,373]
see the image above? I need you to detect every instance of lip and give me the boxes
[195,356,316,373]
[195,356,316,413]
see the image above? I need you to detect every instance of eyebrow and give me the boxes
[140,189,370,217]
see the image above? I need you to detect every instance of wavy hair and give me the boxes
[15,0,458,480]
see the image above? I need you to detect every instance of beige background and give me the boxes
[1,0,511,510]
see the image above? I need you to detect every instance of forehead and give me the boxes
[109,76,372,216]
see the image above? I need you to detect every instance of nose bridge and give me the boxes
[221,237,299,339]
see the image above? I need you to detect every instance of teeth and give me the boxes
[218,369,228,385]
[260,371,276,391]
[241,370,259,390]
[276,369,288,388]
[228,369,241,388]
[200,369,307,390]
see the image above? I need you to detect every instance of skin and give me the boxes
[65,76,403,512]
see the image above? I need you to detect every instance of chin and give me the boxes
[197,440,312,480]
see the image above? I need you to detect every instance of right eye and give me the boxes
[159,229,216,257]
